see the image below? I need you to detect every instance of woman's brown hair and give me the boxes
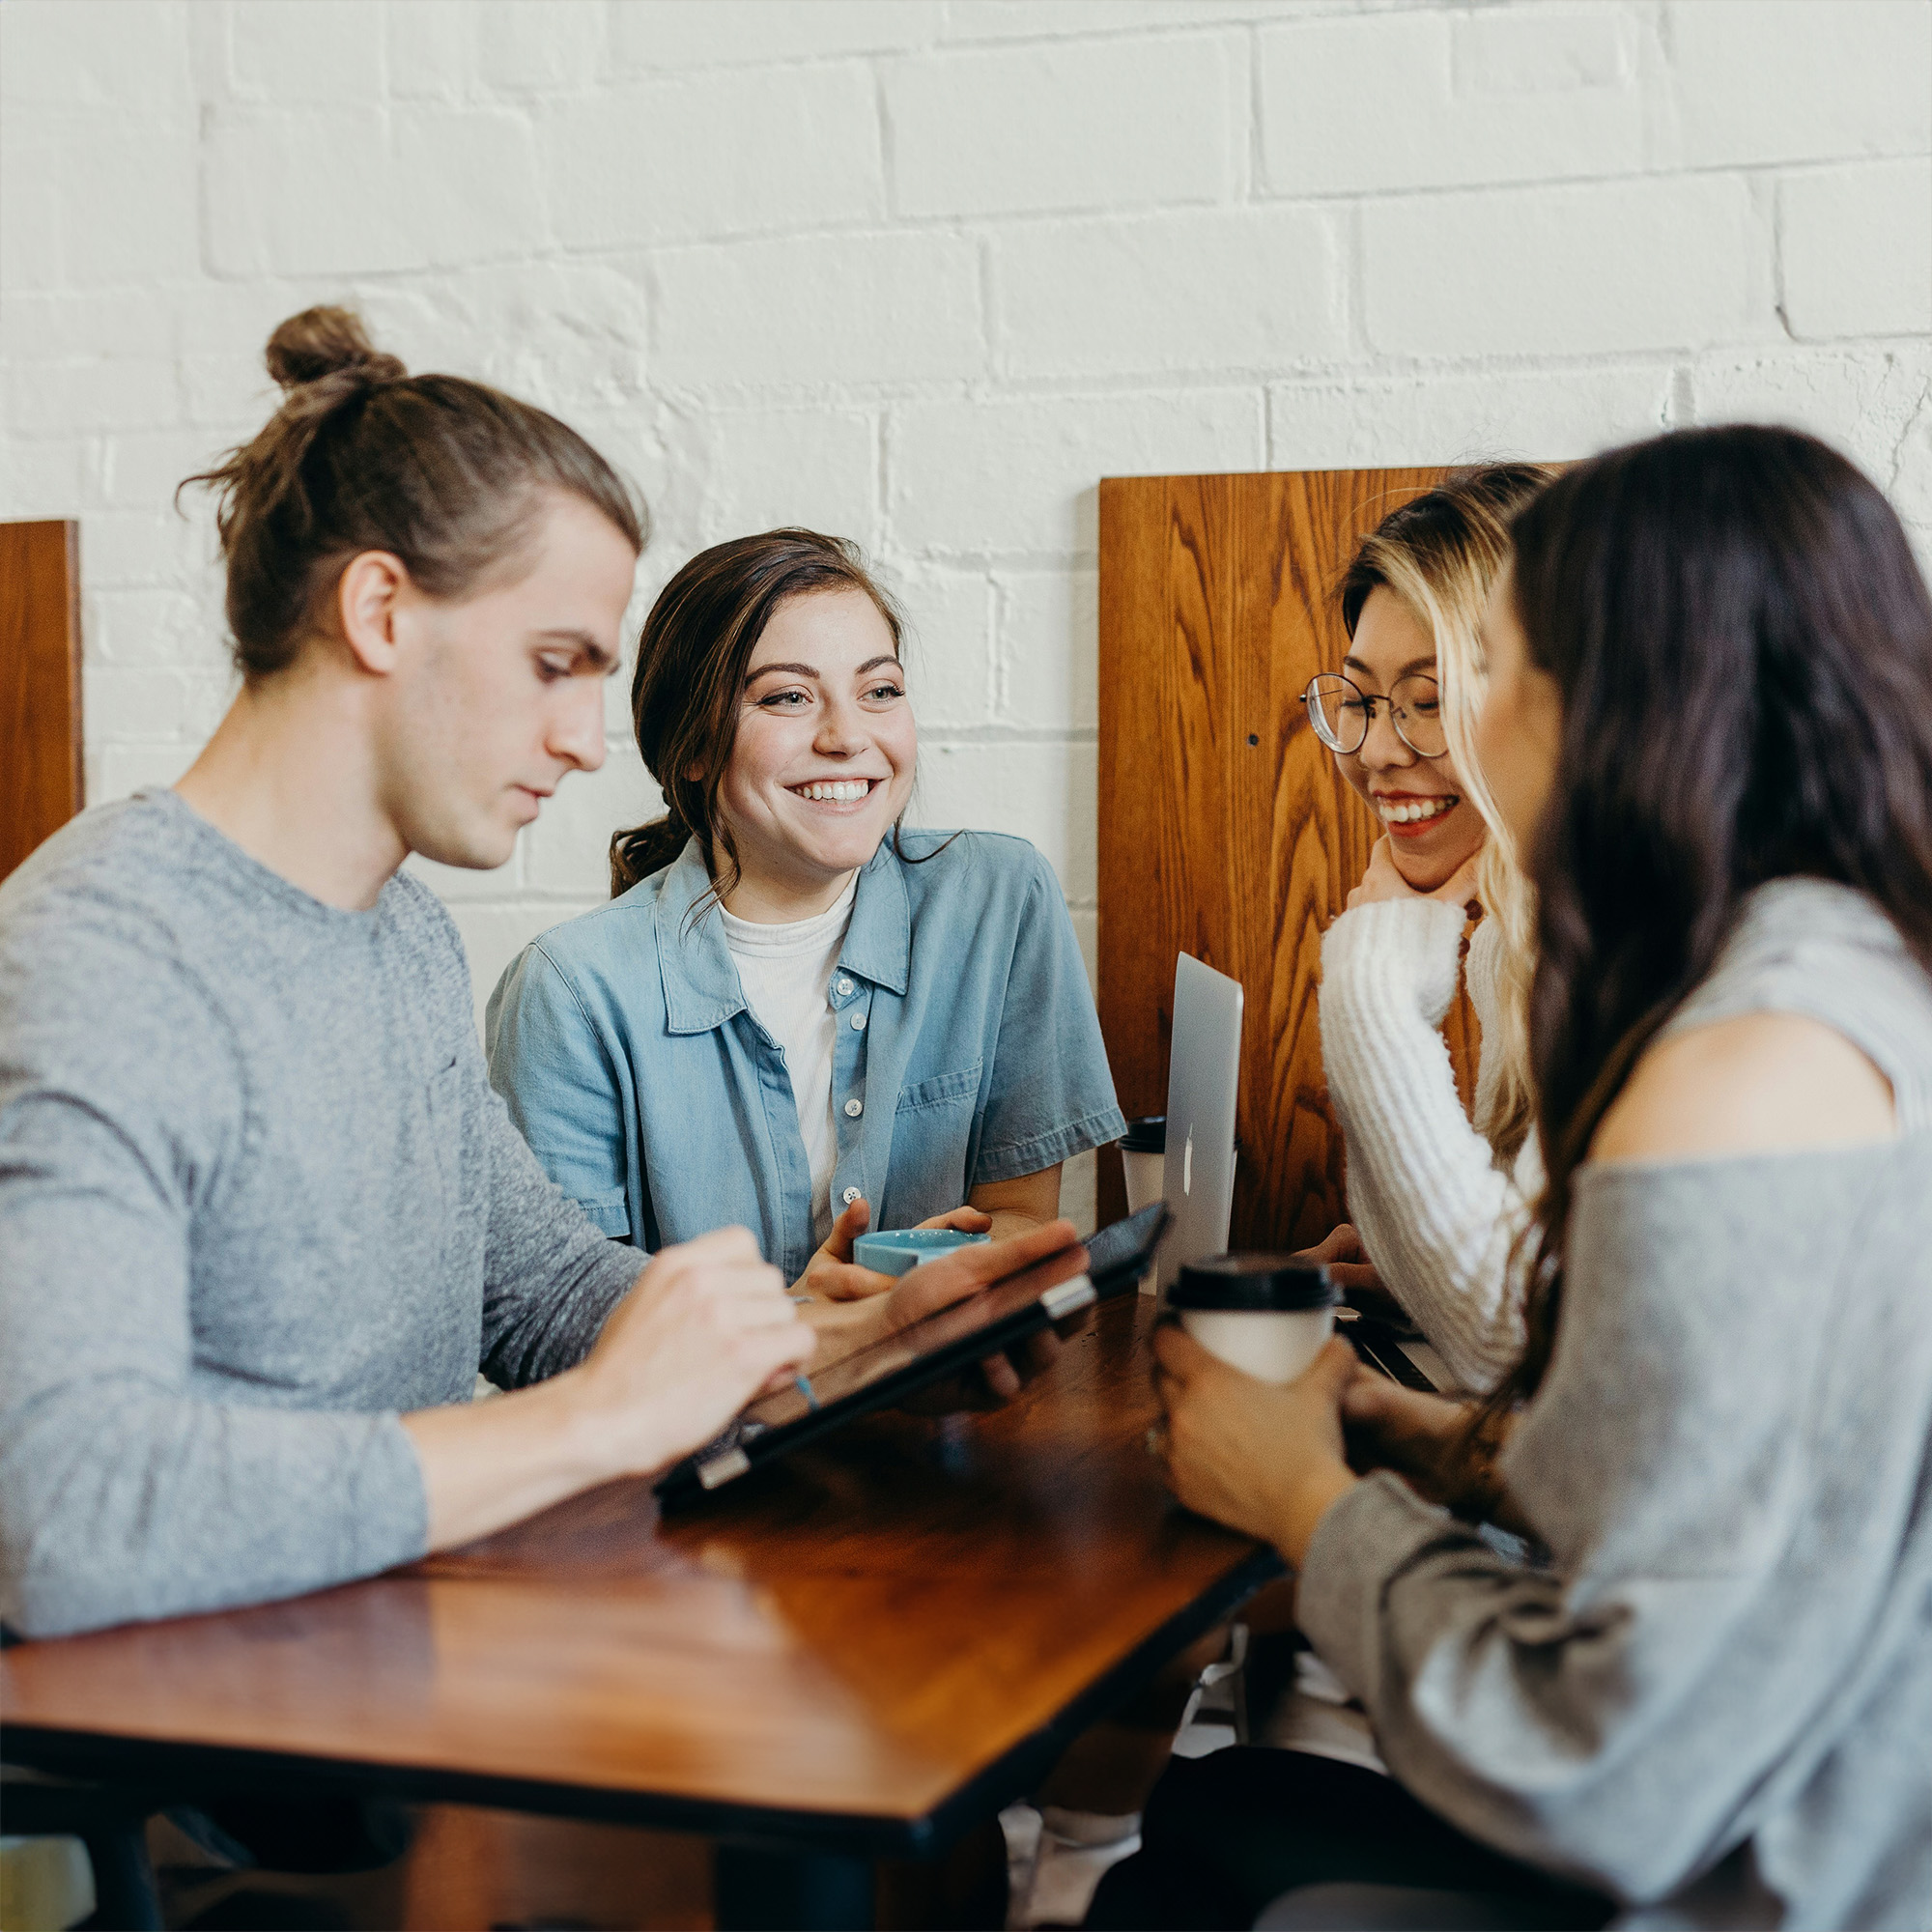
[1486,425,1932,1430]
[610,528,905,902]
[182,305,644,679]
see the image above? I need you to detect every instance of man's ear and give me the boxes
[334,551,411,675]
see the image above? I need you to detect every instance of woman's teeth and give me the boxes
[1379,795,1458,824]
[793,780,873,803]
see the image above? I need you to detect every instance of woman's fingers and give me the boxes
[1297,1222,1366,1266]
[916,1206,994,1233]
[1347,838,1419,908]
[888,1219,1084,1325]
[1339,1363,1400,1419]
[1303,1335,1361,1398]
[1429,847,1487,909]
[824,1197,871,1261]
[946,1217,1081,1285]
[811,1261,898,1302]
[1151,1319,1218,1383]
[1325,1261,1380,1293]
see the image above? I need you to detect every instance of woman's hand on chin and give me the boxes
[1346,836,1484,913]
[1151,1327,1359,1569]
[792,1199,995,1302]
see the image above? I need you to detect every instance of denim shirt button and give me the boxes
[850,1011,867,1031]
[835,977,854,998]
[844,1097,864,1118]
[841,1185,862,1206]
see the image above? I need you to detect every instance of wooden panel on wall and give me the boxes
[1096,469,1479,1252]
[1,520,83,883]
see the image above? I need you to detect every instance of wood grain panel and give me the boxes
[0,1296,1271,1835]
[1097,469,1479,1252]
[1,520,83,883]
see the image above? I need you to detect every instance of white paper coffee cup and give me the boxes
[1169,1255,1338,1385]
[1120,1117,1167,1215]
[1119,1118,1168,1293]
[1122,1148,1165,1216]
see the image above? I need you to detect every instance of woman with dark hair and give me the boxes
[1094,426,1932,1930]
[488,529,1124,1301]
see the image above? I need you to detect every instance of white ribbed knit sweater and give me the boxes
[1318,898,1541,1395]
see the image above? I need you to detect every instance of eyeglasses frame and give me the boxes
[1300,670,1448,759]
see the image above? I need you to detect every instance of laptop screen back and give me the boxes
[1156,952,1244,1293]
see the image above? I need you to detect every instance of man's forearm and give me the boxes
[402,1369,625,1551]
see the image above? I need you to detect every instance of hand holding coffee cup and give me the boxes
[1166,1253,1338,1383]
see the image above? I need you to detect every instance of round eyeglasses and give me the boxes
[1302,672,1447,759]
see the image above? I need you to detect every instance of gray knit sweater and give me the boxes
[1300,882,1932,1931]
[0,793,642,1638]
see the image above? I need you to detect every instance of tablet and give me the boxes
[655,1202,1172,1507]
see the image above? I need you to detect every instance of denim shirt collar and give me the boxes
[654,836,913,1036]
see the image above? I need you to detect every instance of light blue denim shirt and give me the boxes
[485,830,1125,1283]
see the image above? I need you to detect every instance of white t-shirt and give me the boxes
[719,876,858,1249]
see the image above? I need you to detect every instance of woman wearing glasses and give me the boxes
[1304,465,1550,1394]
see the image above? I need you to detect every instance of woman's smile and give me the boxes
[1371,786,1465,838]
[786,776,887,809]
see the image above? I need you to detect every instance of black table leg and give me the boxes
[714,1843,875,1931]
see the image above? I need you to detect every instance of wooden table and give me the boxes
[1,1295,1277,1927]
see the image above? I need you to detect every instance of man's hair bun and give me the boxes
[185,305,643,683]
[264,305,408,391]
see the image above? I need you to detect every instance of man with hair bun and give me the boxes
[0,307,1079,1649]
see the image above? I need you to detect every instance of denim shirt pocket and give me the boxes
[896,1059,983,1115]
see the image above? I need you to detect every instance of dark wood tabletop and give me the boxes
[0,1293,1277,1859]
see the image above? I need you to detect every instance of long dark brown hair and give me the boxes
[182,306,644,679]
[609,529,905,901]
[1487,424,1932,1421]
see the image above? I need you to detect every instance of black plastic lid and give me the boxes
[1170,1253,1336,1312]
[1121,1114,1167,1153]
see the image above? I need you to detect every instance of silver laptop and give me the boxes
[1155,952,1244,1293]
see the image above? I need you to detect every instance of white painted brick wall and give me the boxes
[1781,160,1932,342]
[884,36,1236,218]
[4,0,1930,1238]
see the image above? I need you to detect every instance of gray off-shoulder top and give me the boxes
[1299,879,1932,1932]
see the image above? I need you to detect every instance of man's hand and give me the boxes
[1152,1327,1359,1569]
[576,1227,814,1477]
[406,1227,814,1552]
[793,1197,995,1302]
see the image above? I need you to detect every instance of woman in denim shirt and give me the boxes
[487,529,1125,1296]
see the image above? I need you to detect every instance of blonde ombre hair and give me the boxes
[1338,465,1554,1166]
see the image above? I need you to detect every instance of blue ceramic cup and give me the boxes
[851,1228,992,1277]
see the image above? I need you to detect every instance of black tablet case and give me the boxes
[656,1203,1170,1506]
